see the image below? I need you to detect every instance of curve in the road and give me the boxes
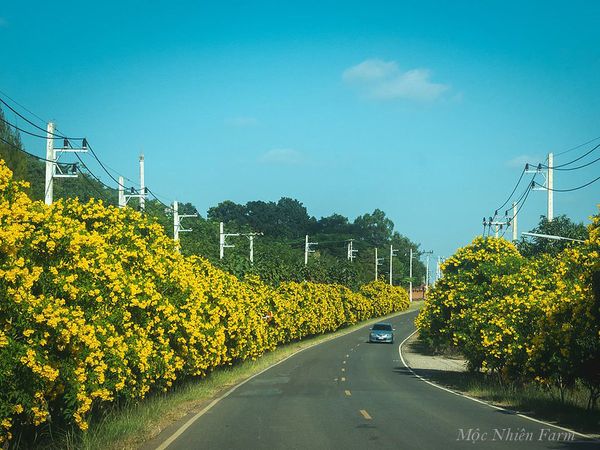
[152,309,597,450]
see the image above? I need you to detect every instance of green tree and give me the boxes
[517,215,588,257]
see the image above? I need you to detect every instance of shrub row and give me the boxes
[416,225,600,408]
[0,161,409,444]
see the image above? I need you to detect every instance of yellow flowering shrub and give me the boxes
[0,160,409,444]
[416,222,600,406]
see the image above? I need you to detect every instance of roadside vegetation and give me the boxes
[416,212,600,432]
[0,159,411,448]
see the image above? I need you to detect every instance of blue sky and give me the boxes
[1,1,599,258]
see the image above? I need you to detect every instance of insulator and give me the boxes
[525,163,529,170]
[63,138,69,148]
[130,187,135,194]
[82,138,88,149]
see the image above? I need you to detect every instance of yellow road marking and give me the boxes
[360,409,372,420]
[342,360,346,364]
[345,390,351,396]
[346,354,350,357]
[341,377,346,382]
[341,368,346,372]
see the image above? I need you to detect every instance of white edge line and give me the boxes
[398,330,597,442]
[155,307,418,450]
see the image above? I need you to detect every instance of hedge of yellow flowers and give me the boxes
[0,160,409,444]
[416,223,600,405]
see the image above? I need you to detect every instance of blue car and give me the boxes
[369,323,395,344]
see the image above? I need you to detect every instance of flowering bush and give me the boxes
[0,160,410,444]
[416,223,600,407]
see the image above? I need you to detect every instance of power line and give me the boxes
[0,97,83,140]
[555,135,600,157]
[0,89,48,127]
[494,166,526,214]
[534,175,600,193]
[0,116,63,140]
[543,153,600,172]
[540,143,600,169]
[146,187,174,212]
[0,135,55,163]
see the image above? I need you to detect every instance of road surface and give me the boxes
[161,310,595,449]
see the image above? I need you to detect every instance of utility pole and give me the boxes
[173,201,198,252]
[304,235,318,265]
[118,176,126,207]
[347,239,358,261]
[512,201,518,242]
[139,154,146,211]
[44,122,87,205]
[421,250,433,290]
[409,248,413,302]
[219,222,240,259]
[44,122,55,205]
[526,154,553,222]
[243,232,263,263]
[389,245,398,286]
[374,248,384,281]
[547,152,553,222]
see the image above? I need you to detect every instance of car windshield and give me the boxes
[372,324,392,331]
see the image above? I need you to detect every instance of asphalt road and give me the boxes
[163,310,596,449]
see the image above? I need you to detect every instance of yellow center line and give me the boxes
[342,360,346,364]
[360,409,372,420]
[341,368,346,372]
[341,377,346,382]
[345,390,351,396]
[346,354,349,357]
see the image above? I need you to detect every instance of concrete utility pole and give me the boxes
[173,201,198,252]
[44,122,87,205]
[139,154,146,211]
[421,250,433,290]
[512,201,518,242]
[409,248,414,302]
[44,122,55,205]
[118,176,126,207]
[374,248,384,281]
[389,245,398,286]
[219,222,240,259]
[526,154,554,222]
[547,152,553,222]
[347,239,358,261]
[304,235,318,265]
[243,232,263,263]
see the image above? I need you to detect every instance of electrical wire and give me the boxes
[0,116,63,140]
[541,143,600,169]
[0,89,48,127]
[555,135,600,157]
[0,97,83,140]
[0,135,56,163]
[146,187,174,211]
[84,141,127,189]
[493,166,526,214]
[545,153,600,171]
[534,175,600,192]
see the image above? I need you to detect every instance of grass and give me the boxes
[28,302,422,450]
[408,336,600,436]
